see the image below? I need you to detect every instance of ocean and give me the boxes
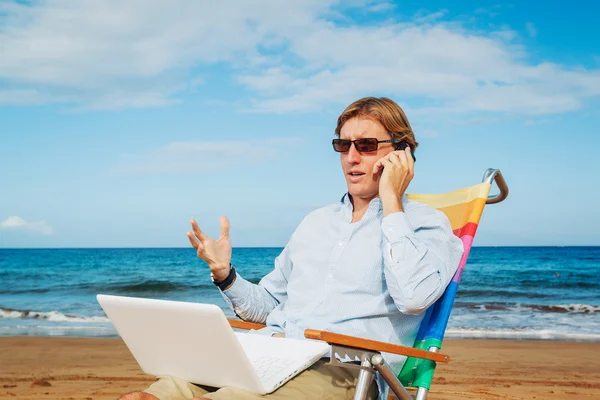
[0,247,598,341]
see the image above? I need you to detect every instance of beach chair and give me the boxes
[228,168,509,400]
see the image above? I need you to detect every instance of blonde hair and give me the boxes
[335,97,419,151]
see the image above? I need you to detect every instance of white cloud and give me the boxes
[0,1,599,116]
[524,117,558,126]
[0,0,336,109]
[365,1,396,13]
[241,23,600,115]
[0,216,53,235]
[413,9,448,24]
[117,137,303,173]
[0,89,47,105]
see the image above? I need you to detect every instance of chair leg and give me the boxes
[371,355,414,400]
[415,387,428,400]
[353,359,375,400]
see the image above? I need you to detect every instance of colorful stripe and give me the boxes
[453,222,478,238]
[436,198,486,230]
[405,180,491,341]
[399,181,493,388]
[452,236,474,283]
[407,183,491,209]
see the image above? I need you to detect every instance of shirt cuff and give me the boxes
[220,272,253,302]
[381,212,415,244]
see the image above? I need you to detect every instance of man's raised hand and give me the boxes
[187,216,232,281]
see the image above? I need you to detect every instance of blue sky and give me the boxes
[1,0,599,248]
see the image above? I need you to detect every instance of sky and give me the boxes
[0,0,599,248]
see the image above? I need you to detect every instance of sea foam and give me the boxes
[0,307,109,323]
[445,328,600,342]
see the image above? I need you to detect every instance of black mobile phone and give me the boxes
[394,141,416,162]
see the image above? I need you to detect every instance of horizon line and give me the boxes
[1,245,599,250]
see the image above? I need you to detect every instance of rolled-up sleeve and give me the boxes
[381,204,464,315]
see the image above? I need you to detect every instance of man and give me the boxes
[121,97,464,400]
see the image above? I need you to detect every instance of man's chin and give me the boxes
[347,187,378,200]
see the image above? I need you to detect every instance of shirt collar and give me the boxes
[339,193,408,222]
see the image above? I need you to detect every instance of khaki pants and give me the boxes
[144,360,378,400]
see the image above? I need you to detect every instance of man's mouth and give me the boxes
[347,172,365,182]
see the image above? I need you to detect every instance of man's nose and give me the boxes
[346,142,361,163]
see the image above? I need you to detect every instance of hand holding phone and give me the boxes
[373,144,415,215]
[393,141,416,162]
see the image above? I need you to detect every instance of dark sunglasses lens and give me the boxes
[355,138,378,152]
[332,139,350,152]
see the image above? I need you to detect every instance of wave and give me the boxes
[0,279,215,295]
[97,280,204,294]
[456,289,551,299]
[445,328,600,342]
[454,302,600,314]
[0,306,109,323]
[515,280,599,289]
[0,287,53,295]
[457,280,599,293]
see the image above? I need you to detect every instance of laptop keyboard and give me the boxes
[250,356,296,381]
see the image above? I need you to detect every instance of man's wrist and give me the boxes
[209,262,231,280]
[381,194,404,216]
[212,264,236,291]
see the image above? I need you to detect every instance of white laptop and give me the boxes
[97,294,330,394]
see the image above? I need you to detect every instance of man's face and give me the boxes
[339,117,395,201]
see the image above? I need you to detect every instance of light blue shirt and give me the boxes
[220,193,464,396]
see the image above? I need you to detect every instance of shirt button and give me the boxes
[328,273,333,279]
[338,241,344,246]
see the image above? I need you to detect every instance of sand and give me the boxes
[0,337,599,399]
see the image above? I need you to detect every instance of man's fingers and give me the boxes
[373,157,388,174]
[375,150,414,177]
[186,231,203,251]
[191,219,210,241]
[378,157,393,171]
[396,150,409,168]
[405,147,415,174]
[373,160,383,175]
[187,232,207,261]
[219,216,230,239]
[388,151,401,164]
[388,151,411,174]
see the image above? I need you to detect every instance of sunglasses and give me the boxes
[332,138,416,161]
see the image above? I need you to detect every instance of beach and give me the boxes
[1,247,598,398]
[1,337,599,399]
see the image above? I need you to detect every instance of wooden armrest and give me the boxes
[304,329,450,363]
[227,318,267,331]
